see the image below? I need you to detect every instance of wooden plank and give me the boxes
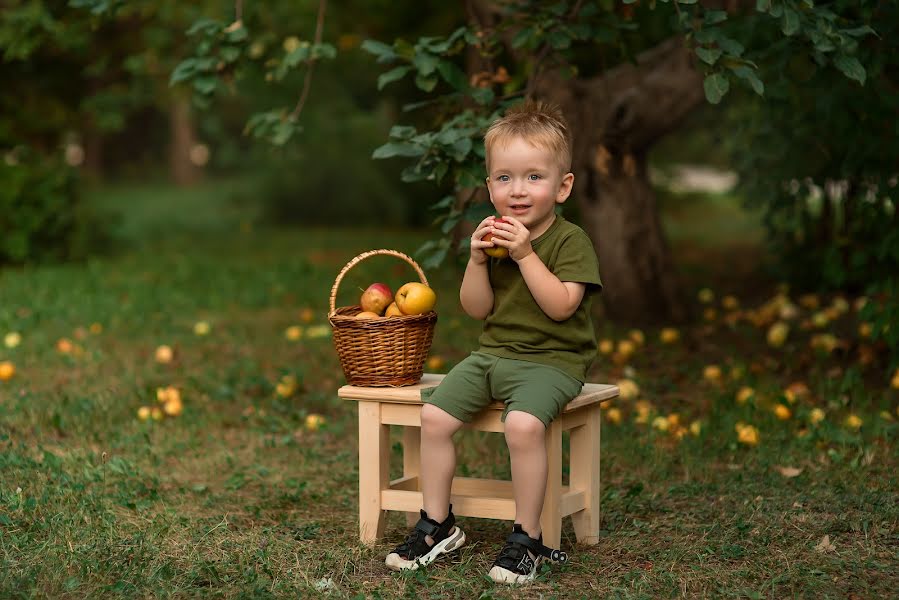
[339,374,619,411]
[570,404,601,545]
[358,401,389,543]
[382,490,516,520]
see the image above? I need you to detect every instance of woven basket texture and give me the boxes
[328,249,437,387]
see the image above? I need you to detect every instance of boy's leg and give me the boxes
[504,410,547,538]
[384,403,468,571]
[420,403,464,527]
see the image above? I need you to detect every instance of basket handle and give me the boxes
[329,249,430,315]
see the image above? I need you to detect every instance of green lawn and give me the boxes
[0,181,896,598]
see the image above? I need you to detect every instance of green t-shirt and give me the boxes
[477,215,603,381]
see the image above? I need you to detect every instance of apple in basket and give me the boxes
[395,282,437,315]
[360,283,393,315]
[384,302,403,317]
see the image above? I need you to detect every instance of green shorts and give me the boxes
[421,351,583,428]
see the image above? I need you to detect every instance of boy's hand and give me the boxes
[470,216,499,265]
[488,216,533,262]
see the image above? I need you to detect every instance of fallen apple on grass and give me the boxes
[483,217,510,259]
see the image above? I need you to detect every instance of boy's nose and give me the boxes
[511,179,527,196]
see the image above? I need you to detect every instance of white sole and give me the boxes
[488,557,543,584]
[385,527,466,571]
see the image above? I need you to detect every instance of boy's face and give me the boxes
[486,136,574,240]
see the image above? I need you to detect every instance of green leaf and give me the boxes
[696,47,722,65]
[372,142,422,159]
[547,30,571,50]
[470,87,495,106]
[512,27,535,49]
[360,39,396,62]
[834,54,865,85]
[193,76,217,95]
[781,9,800,36]
[436,60,467,91]
[169,58,196,85]
[730,66,765,95]
[414,73,438,92]
[220,46,241,63]
[413,52,439,76]
[718,37,744,56]
[703,73,729,104]
[377,66,411,90]
[703,10,728,25]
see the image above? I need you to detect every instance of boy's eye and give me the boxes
[528,174,542,181]
[498,175,510,182]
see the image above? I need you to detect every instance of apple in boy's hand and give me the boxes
[360,283,393,315]
[395,282,437,315]
[483,217,509,259]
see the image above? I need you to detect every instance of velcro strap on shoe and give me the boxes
[506,531,541,553]
[414,518,440,538]
[507,532,568,563]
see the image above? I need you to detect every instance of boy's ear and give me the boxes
[556,172,575,203]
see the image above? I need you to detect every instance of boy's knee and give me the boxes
[504,411,546,445]
[421,403,461,435]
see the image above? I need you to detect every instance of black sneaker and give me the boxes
[385,507,466,571]
[488,524,568,584]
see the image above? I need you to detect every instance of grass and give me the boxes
[0,180,897,598]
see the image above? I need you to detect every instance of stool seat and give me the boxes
[339,373,618,549]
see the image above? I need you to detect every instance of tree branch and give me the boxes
[235,0,243,22]
[290,0,327,121]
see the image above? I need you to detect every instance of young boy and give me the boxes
[385,101,602,584]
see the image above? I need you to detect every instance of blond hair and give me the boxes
[484,101,572,174]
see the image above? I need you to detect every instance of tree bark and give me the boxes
[169,95,202,186]
[539,37,704,323]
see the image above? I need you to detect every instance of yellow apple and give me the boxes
[4,332,21,348]
[0,361,15,381]
[155,345,174,364]
[483,217,509,258]
[355,311,381,319]
[305,413,326,431]
[395,282,437,315]
[384,302,403,317]
[137,406,151,421]
[360,283,393,315]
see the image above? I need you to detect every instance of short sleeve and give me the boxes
[552,229,602,292]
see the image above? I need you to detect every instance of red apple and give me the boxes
[483,217,509,259]
[360,282,393,315]
[395,282,437,315]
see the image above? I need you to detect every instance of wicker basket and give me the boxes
[328,249,437,387]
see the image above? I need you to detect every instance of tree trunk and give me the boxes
[169,95,202,186]
[539,37,704,323]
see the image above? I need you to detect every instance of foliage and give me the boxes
[359,0,876,266]
[720,1,898,360]
[0,151,110,265]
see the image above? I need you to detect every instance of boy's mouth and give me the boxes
[509,203,530,210]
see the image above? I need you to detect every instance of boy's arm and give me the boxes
[489,216,586,321]
[460,259,494,320]
[460,216,498,320]
[516,254,585,321]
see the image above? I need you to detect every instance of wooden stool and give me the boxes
[339,374,618,549]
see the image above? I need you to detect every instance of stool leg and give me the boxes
[358,401,389,544]
[570,404,601,545]
[540,421,563,549]
[403,426,421,527]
